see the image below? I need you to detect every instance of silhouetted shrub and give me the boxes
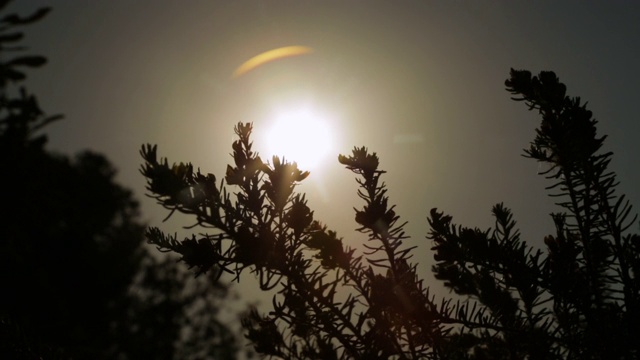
[142,67,639,359]
[0,3,243,359]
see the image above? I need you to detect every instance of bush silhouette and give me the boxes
[142,66,639,359]
[0,3,242,359]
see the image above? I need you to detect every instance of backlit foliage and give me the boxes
[141,70,639,359]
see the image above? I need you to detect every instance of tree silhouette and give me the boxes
[418,69,640,359]
[142,66,640,359]
[0,2,242,359]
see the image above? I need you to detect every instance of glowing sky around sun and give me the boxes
[11,0,640,304]
[263,106,333,172]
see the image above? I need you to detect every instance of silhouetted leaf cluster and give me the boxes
[0,1,48,86]
[141,55,639,360]
[143,67,639,359]
[426,70,640,359]
[142,124,453,358]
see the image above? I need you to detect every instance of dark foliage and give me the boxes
[142,66,640,359]
[0,2,242,359]
[425,69,639,359]
[141,125,449,358]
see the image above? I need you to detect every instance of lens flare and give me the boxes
[232,46,313,78]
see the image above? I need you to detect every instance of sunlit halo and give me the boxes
[264,107,333,172]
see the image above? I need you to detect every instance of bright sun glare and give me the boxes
[265,107,333,172]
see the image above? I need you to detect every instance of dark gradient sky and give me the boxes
[11,1,640,299]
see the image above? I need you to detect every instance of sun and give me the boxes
[264,107,333,172]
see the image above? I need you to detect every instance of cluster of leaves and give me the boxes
[141,74,639,360]
[0,2,243,359]
[0,1,58,152]
[142,123,451,358]
[425,70,639,359]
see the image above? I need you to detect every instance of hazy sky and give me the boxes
[11,1,640,299]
